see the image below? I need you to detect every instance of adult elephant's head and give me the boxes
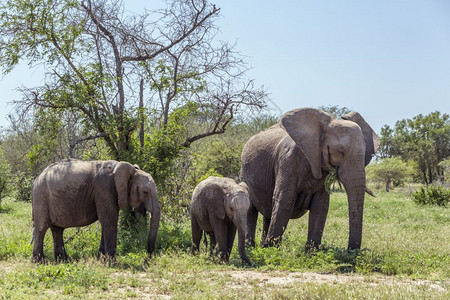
[113,162,160,257]
[281,108,379,250]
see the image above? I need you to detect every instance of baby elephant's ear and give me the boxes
[113,161,136,209]
[238,182,249,193]
[206,183,226,220]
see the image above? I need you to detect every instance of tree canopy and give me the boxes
[379,111,450,184]
[366,157,413,192]
[0,0,267,164]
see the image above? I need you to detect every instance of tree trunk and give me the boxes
[428,166,433,184]
[422,169,429,185]
[139,79,145,155]
[386,179,390,192]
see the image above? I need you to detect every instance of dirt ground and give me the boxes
[225,270,447,292]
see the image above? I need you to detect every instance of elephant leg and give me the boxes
[260,216,271,248]
[246,204,258,247]
[98,233,105,258]
[212,220,229,263]
[50,226,68,262]
[227,223,237,256]
[264,176,296,247]
[307,190,330,250]
[191,217,202,255]
[32,222,50,263]
[208,232,216,256]
[99,219,118,260]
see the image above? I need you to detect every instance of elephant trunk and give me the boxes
[340,159,366,250]
[147,200,160,258]
[236,215,251,265]
[346,185,365,250]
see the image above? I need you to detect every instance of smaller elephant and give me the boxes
[31,159,160,263]
[190,176,251,265]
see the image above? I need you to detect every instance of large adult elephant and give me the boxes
[241,108,379,250]
[32,159,160,262]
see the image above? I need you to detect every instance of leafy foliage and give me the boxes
[324,168,339,194]
[117,209,149,255]
[379,111,450,184]
[366,157,413,191]
[0,0,267,161]
[412,185,450,207]
[438,157,450,184]
[0,146,11,208]
[14,172,34,202]
[318,105,352,118]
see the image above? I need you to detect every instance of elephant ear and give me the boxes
[341,111,380,166]
[113,161,137,209]
[238,181,249,193]
[280,108,333,180]
[204,182,227,220]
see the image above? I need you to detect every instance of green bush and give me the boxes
[412,185,450,207]
[14,172,34,202]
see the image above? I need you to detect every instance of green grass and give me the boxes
[0,188,449,299]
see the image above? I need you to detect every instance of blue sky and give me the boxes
[1,0,449,133]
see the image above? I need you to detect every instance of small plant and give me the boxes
[412,185,449,207]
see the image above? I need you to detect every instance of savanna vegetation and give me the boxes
[0,0,449,299]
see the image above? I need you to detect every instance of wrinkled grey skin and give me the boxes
[32,159,160,263]
[241,108,379,250]
[190,176,251,265]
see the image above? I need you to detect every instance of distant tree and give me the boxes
[438,157,450,184]
[0,146,11,208]
[366,157,413,192]
[318,105,352,118]
[378,125,395,159]
[379,112,450,184]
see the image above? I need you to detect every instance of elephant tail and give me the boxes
[30,230,34,245]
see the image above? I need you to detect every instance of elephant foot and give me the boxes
[217,251,229,264]
[240,255,251,266]
[31,254,47,264]
[191,245,200,256]
[262,236,282,248]
[98,253,117,265]
[143,255,154,267]
[55,254,71,263]
[55,249,70,263]
[305,240,320,252]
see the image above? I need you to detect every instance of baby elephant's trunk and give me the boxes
[147,201,160,257]
[237,217,251,265]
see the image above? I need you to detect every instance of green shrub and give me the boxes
[117,208,149,255]
[14,172,34,202]
[412,185,449,207]
[155,220,191,252]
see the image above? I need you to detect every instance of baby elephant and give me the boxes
[190,176,251,265]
